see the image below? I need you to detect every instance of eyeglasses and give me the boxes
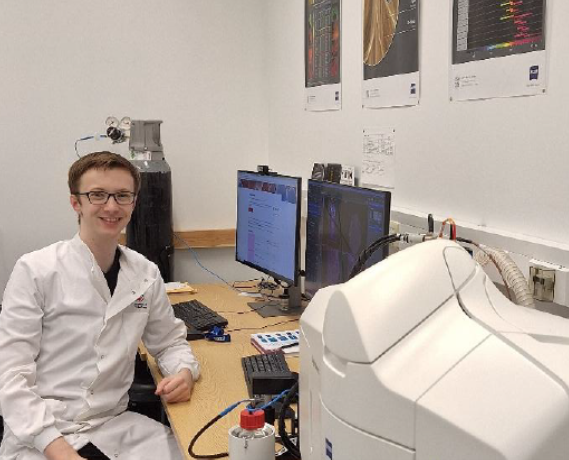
[76,191,136,205]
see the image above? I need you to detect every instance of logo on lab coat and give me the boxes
[134,295,148,309]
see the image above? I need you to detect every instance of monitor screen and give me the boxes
[236,171,302,285]
[304,180,391,298]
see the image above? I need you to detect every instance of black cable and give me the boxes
[367,234,399,253]
[259,279,279,291]
[188,414,228,459]
[232,278,264,289]
[349,234,400,280]
[278,380,301,459]
[349,234,399,279]
[217,302,273,315]
[227,318,299,333]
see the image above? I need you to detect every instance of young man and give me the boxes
[0,152,199,460]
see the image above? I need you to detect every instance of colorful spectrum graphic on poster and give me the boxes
[453,0,545,64]
[451,0,547,101]
[306,0,341,88]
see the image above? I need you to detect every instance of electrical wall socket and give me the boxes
[554,266,569,307]
[389,221,400,253]
[389,220,400,235]
[529,259,569,307]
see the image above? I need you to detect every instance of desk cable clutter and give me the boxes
[190,215,539,460]
[349,214,533,309]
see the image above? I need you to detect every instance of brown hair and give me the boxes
[68,151,141,194]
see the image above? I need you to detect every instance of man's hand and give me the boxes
[155,368,194,403]
[44,437,86,460]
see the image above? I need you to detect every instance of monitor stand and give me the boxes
[248,286,303,318]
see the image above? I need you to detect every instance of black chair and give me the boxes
[127,353,167,425]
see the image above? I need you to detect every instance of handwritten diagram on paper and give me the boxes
[361,127,396,189]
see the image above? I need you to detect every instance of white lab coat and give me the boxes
[0,234,200,460]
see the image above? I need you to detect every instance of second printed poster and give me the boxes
[362,0,420,108]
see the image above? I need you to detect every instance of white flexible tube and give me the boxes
[481,245,535,309]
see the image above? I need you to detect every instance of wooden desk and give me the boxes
[145,284,300,460]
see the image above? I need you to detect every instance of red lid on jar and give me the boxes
[240,409,265,430]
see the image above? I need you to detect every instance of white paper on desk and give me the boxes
[165,282,186,290]
[361,127,396,190]
[282,345,299,354]
[238,292,263,298]
[165,282,197,294]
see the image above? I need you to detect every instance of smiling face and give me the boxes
[70,168,136,244]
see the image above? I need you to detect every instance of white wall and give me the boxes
[3,1,568,295]
[266,1,569,248]
[0,0,269,292]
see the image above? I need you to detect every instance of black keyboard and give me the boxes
[172,300,228,332]
[241,353,296,397]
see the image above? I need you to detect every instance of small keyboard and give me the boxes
[241,353,296,397]
[172,300,228,332]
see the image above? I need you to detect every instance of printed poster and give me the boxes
[305,0,342,111]
[362,0,420,108]
[450,0,547,101]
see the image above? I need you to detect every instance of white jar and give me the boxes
[228,409,275,460]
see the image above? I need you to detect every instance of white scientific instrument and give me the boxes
[299,239,569,460]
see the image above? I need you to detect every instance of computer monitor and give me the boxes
[304,180,391,299]
[236,170,302,316]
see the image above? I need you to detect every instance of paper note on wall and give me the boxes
[361,127,396,189]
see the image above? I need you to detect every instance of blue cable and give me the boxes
[172,232,238,290]
[218,399,252,417]
[247,389,290,412]
[219,388,289,417]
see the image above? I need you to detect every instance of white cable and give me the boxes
[481,245,535,309]
[474,250,490,266]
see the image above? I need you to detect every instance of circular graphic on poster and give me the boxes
[363,0,399,66]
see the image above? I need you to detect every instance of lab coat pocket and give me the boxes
[121,304,150,358]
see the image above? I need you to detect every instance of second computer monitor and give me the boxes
[304,180,391,299]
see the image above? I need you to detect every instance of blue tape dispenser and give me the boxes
[205,326,231,342]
